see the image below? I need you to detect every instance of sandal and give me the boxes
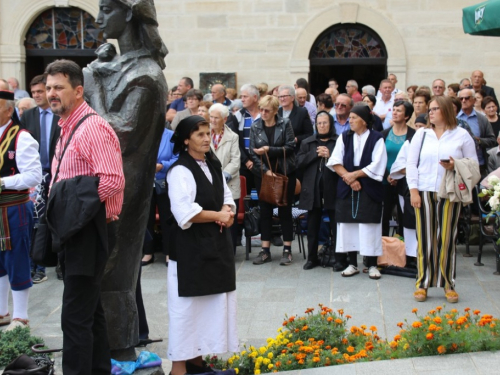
[445,290,459,303]
[413,289,427,302]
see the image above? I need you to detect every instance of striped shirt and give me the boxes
[50,101,125,218]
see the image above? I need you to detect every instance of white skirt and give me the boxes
[336,223,383,256]
[399,195,417,257]
[167,260,239,361]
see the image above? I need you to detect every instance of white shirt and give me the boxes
[406,127,478,192]
[0,121,42,190]
[326,130,387,181]
[373,97,394,118]
[167,162,235,230]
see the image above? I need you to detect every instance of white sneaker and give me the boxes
[341,265,359,277]
[368,266,381,280]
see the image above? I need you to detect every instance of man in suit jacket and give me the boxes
[471,70,497,101]
[20,75,61,283]
[277,85,314,153]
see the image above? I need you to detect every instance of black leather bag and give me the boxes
[3,354,53,375]
[244,206,260,237]
[30,214,57,267]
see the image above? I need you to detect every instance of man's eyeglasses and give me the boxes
[335,103,347,109]
[278,95,291,100]
[459,96,471,101]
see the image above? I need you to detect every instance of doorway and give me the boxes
[308,23,388,97]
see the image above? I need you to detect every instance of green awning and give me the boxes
[463,0,500,36]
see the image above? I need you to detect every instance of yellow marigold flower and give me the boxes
[267,352,273,359]
[259,347,266,354]
[347,346,355,353]
[389,341,398,349]
[412,308,418,313]
[437,345,446,354]
[412,321,423,328]
[241,351,246,356]
[255,370,261,375]
[234,369,239,375]
[277,327,282,333]
[433,316,442,324]
[268,364,274,369]
[403,343,409,350]
[426,333,433,340]
[370,325,377,332]
[263,358,270,365]
[312,357,320,363]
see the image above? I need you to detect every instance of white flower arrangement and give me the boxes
[479,175,500,211]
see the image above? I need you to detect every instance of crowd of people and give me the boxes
[0,65,497,373]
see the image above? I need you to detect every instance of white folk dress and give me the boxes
[326,130,387,256]
[166,160,238,361]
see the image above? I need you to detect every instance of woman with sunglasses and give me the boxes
[407,96,478,303]
[249,95,296,266]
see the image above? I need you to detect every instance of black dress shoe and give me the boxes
[303,260,319,270]
[141,255,155,266]
[333,263,347,272]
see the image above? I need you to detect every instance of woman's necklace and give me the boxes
[352,189,360,219]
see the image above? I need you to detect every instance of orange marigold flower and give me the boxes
[448,320,454,326]
[394,334,402,342]
[451,343,458,351]
[282,321,288,326]
[445,314,451,319]
[345,315,352,319]
[451,309,458,313]
[338,309,344,316]
[335,318,342,324]
[341,338,348,344]
[428,324,438,332]
[298,359,304,365]
[350,326,358,333]
[412,321,423,328]
[332,347,339,353]
[464,307,470,312]
[397,322,404,328]
[436,306,443,311]
[305,308,314,314]
[360,325,367,330]
[317,340,325,346]
[424,316,431,321]
[281,349,287,353]
[433,316,442,324]
[312,357,320,363]
[325,345,331,350]
[456,317,467,325]
[287,361,292,365]
[370,326,377,332]
[275,361,281,367]
[412,308,418,313]
[347,346,355,353]
[426,333,433,340]
[286,343,293,348]
[491,323,496,328]
[327,317,333,322]
[389,341,398,349]
[308,338,315,342]
[289,316,295,322]
[437,345,446,354]
[302,325,308,331]
[294,328,299,333]
[365,341,374,350]
[474,310,481,315]
[321,311,327,316]
[429,309,436,315]
[295,340,303,346]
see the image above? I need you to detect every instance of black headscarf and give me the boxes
[0,90,21,125]
[171,115,208,155]
[315,110,335,139]
[350,105,374,129]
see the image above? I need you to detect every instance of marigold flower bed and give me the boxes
[206,304,500,374]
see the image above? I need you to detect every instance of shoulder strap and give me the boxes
[53,113,97,184]
[417,131,426,169]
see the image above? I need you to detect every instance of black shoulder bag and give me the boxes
[403,132,426,230]
[31,114,96,267]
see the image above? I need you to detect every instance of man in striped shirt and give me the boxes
[45,59,125,375]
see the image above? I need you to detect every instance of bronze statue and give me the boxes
[83,0,168,359]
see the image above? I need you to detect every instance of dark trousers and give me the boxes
[382,184,403,236]
[239,166,255,193]
[61,274,110,375]
[144,189,172,256]
[306,208,336,261]
[136,261,149,340]
[255,171,296,243]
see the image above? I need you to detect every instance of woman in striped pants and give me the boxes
[406,96,478,303]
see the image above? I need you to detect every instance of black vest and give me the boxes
[171,152,236,297]
[337,130,384,203]
[0,122,28,194]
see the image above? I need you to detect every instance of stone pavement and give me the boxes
[3,242,500,374]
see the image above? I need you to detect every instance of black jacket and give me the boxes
[480,85,497,101]
[296,134,339,211]
[278,103,314,151]
[20,107,61,167]
[249,116,296,176]
[46,176,108,277]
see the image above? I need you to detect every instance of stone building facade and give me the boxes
[0,0,498,95]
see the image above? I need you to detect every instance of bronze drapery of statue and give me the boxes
[83,0,168,358]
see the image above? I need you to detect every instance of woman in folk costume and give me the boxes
[326,104,387,280]
[167,116,238,375]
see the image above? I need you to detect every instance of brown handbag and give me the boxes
[259,149,289,206]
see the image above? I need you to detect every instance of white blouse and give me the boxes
[406,127,477,192]
[167,161,235,230]
[390,140,409,180]
[326,130,387,181]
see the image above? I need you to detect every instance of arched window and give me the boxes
[309,24,387,65]
[25,7,105,51]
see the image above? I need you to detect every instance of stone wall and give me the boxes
[1,0,498,94]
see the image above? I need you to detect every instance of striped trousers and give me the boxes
[415,191,461,290]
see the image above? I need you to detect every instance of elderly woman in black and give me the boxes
[250,95,296,266]
[167,116,237,375]
[297,111,339,270]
